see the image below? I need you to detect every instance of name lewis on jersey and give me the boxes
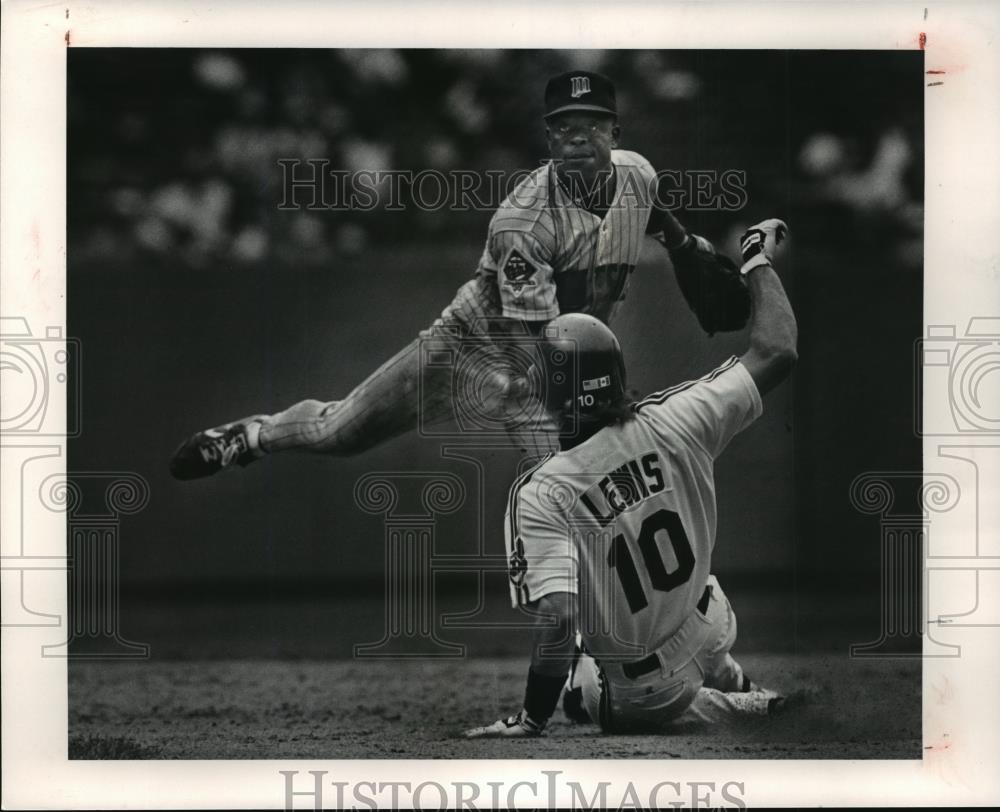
[579,452,666,527]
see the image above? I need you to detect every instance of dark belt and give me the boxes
[621,584,712,680]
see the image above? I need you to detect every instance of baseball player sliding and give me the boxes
[170,70,750,479]
[464,219,795,737]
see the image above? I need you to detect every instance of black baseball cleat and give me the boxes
[169,418,264,480]
[766,687,815,716]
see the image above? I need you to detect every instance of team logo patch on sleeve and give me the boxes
[508,536,528,586]
[501,248,538,299]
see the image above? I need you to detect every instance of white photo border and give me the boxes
[3,0,999,807]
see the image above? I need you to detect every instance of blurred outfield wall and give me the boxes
[69,235,919,590]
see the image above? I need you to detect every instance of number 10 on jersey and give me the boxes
[607,508,695,613]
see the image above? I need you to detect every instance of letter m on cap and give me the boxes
[570,76,591,98]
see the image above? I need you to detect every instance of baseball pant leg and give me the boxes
[694,575,746,693]
[584,577,752,731]
[257,336,454,455]
[580,654,771,730]
[255,278,504,455]
[678,685,774,724]
[580,656,703,732]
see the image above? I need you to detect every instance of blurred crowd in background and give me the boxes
[69,48,923,273]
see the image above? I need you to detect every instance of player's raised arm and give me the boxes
[646,194,753,338]
[737,219,798,396]
[645,195,690,250]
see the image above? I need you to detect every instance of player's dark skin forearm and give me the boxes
[528,592,577,678]
[648,207,690,250]
[740,264,798,396]
[655,208,690,249]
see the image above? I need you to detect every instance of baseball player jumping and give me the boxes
[464,219,796,737]
[170,70,751,479]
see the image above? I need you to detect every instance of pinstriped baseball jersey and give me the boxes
[504,358,763,658]
[476,149,659,325]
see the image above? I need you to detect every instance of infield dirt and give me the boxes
[69,653,919,759]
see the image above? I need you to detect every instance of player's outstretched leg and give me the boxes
[694,575,766,693]
[169,278,523,480]
[693,584,766,692]
[679,685,782,724]
[256,337,434,456]
[168,335,433,480]
[169,279,562,479]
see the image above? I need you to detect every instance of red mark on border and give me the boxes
[919,32,927,49]
[927,69,945,74]
[924,732,951,751]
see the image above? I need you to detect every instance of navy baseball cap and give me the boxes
[544,71,617,119]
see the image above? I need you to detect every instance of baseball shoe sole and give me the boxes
[169,417,264,480]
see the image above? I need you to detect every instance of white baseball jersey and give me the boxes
[475,149,659,325]
[505,357,763,658]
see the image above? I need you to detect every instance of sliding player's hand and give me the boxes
[462,709,544,739]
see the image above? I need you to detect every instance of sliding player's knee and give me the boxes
[646,663,703,723]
